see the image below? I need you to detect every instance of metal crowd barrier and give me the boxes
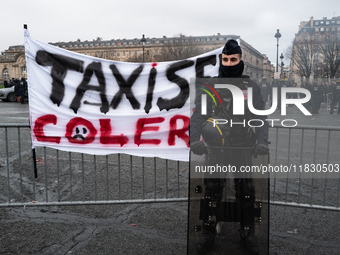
[0,123,189,207]
[269,125,340,211]
[1,123,340,212]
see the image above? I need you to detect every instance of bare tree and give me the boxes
[317,34,340,79]
[312,61,326,78]
[287,36,317,82]
[126,34,202,63]
[156,34,201,62]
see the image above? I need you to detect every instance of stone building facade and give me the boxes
[1,34,274,84]
[290,16,340,83]
[0,45,26,81]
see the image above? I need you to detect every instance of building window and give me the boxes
[315,21,319,25]
[21,66,27,78]
[320,27,324,32]
[315,28,319,32]
[2,68,10,80]
[303,33,308,41]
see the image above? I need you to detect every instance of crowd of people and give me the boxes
[258,77,340,115]
[3,77,28,104]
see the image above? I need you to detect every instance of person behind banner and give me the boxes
[9,78,15,87]
[14,78,21,102]
[190,39,269,255]
[4,79,9,88]
[19,77,28,104]
[330,80,340,115]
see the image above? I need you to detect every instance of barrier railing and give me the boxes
[1,123,340,211]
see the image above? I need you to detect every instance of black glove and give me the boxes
[190,141,208,155]
[253,142,269,158]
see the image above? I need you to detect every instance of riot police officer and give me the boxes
[276,79,286,111]
[259,77,271,107]
[330,80,340,115]
[291,81,298,99]
[310,80,321,114]
[190,39,269,255]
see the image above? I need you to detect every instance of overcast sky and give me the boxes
[1,0,339,65]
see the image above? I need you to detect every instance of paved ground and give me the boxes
[2,203,340,255]
[1,101,340,254]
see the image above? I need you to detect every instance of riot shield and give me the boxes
[188,148,269,255]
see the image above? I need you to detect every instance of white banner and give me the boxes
[24,29,221,161]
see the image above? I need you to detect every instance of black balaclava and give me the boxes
[219,39,244,78]
[219,60,244,78]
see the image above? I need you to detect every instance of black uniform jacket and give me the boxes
[190,75,269,145]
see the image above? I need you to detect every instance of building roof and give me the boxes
[298,16,340,35]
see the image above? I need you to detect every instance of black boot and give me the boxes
[239,226,259,255]
[197,224,216,254]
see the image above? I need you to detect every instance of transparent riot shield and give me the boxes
[188,147,269,255]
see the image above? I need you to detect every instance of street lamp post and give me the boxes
[274,29,282,73]
[140,34,146,63]
[280,53,284,75]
